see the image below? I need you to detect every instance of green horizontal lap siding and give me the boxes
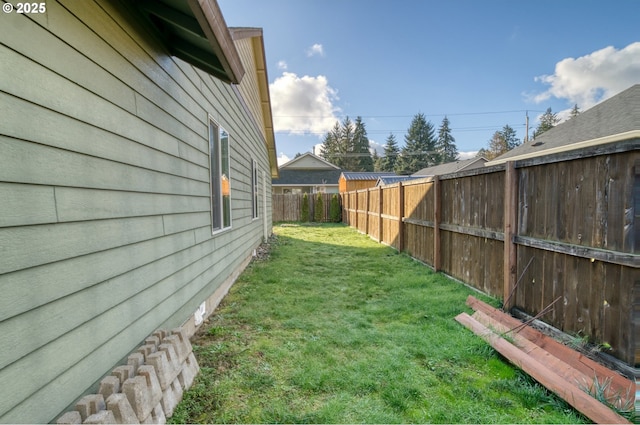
[0,0,272,423]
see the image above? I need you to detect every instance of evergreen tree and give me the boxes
[320,121,341,165]
[313,193,324,222]
[372,150,383,171]
[502,124,520,150]
[300,193,310,222]
[533,107,560,138]
[395,113,437,175]
[570,104,580,118]
[339,116,357,170]
[436,116,458,163]
[476,148,490,159]
[320,116,374,171]
[353,116,374,171]
[329,194,341,222]
[481,124,520,160]
[379,133,399,172]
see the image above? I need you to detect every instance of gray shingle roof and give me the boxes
[413,157,487,176]
[376,176,421,186]
[272,169,343,185]
[489,84,640,164]
[340,172,396,181]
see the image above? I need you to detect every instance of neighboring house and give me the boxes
[413,156,488,177]
[339,172,397,192]
[376,175,422,186]
[486,84,640,165]
[0,1,278,423]
[272,153,342,194]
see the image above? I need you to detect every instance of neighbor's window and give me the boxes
[251,159,259,219]
[209,119,231,232]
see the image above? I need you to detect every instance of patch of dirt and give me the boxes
[252,233,278,262]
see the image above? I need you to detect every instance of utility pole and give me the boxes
[524,111,529,143]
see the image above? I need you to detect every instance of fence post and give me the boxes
[503,161,518,310]
[433,176,441,272]
[378,187,383,243]
[345,193,349,224]
[354,190,359,230]
[398,181,405,252]
[365,188,370,235]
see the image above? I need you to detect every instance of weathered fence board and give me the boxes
[272,193,338,222]
[341,146,639,367]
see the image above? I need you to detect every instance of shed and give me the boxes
[0,0,278,422]
[339,172,397,192]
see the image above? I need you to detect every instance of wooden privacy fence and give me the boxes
[272,193,338,222]
[342,143,640,367]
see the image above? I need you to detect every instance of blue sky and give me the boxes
[218,0,640,164]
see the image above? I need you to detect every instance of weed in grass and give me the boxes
[579,375,634,420]
[170,224,587,424]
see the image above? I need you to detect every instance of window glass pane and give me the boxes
[252,160,259,219]
[220,128,231,228]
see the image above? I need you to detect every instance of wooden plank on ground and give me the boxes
[466,295,634,401]
[471,309,632,411]
[455,312,631,424]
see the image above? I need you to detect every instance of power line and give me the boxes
[275,123,527,135]
[273,109,545,119]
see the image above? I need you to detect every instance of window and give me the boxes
[251,159,259,219]
[209,119,231,232]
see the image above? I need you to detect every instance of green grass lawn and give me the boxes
[170,223,586,424]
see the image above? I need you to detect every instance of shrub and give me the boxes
[314,193,324,222]
[301,193,310,222]
[330,194,341,222]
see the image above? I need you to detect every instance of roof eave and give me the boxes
[133,0,245,84]
[187,0,244,84]
[485,130,640,166]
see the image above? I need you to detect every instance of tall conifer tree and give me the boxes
[320,121,341,165]
[353,116,374,171]
[478,124,520,160]
[533,107,559,139]
[569,104,580,118]
[395,113,437,175]
[320,116,373,171]
[379,133,399,172]
[436,116,458,163]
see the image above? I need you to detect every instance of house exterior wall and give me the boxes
[0,1,273,423]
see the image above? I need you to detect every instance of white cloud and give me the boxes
[369,139,384,156]
[458,151,479,160]
[533,42,640,110]
[277,60,288,70]
[306,43,325,57]
[269,72,340,134]
[277,152,291,166]
[313,143,323,156]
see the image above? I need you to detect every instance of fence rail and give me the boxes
[272,193,338,222]
[341,144,640,367]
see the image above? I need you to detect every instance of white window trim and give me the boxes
[251,159,259,220]
[209,116,232,235]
